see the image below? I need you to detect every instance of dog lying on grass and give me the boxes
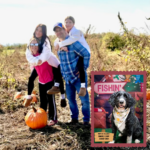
[108,91,143,143]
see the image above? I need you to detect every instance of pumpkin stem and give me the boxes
[31,106,37,112]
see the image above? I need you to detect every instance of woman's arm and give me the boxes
[37,46,52,65]
[26,47,52,66]
[58,30,82,48]
[47,53,60,68]
[44,38,51,50]
[26,48,39,66]
[36,38,53,64]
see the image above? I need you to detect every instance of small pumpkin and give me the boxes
[32,90,36,95]
[23,94,38,105]
[14,92,22,99]
[146,90,150,100]
[25,106,47,129]
[31,94,38,103]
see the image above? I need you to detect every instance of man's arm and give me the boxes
[58,30,82,48]
[72,41,90,70]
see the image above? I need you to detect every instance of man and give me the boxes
[53,22,90,125]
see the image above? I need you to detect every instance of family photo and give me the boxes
[0,0,150,150]
[25,16,91,127]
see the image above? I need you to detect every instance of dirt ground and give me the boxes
[0,91,93,150]
[0,92,150,150]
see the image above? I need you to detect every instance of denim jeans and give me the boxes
[66,73,90,122]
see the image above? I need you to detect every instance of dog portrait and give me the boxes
[92,72,146,147]
[108,91,143,143]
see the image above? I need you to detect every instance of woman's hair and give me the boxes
[29,37,40,53]
[33,24,52,53]
[64,16,75,24]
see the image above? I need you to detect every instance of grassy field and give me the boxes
[1,20,150,149]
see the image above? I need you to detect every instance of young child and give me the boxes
[54,16,91,97]
[26,37,58,126]
[25,24,66,107]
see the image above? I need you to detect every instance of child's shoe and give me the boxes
[24,96,32,107]
[61,98,67,107]
[47,120,58,126]
[47,86,60,94]
[83,122,90,126]
[66,119,78,125]
[78,88,86,97]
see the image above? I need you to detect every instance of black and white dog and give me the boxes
[108,91,142,143]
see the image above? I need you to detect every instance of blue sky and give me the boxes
[0,0,150,45]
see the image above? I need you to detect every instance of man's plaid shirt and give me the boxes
[57,36,90,84]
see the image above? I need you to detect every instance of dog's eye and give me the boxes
[117,93,120,97]
[124,94,127,98]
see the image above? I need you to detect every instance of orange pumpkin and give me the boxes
[32,90,36,95]
[31,94,38,103]
[25,106,47,129]
[14,92,22,99]
[146,90,150,100]
[23,94,38,105]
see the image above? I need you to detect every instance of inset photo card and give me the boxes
[91,71,146,147]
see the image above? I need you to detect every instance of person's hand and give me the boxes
[60,47,68,52]
[37,59,42,65]
[54,44,59,51]
[76,71,80,78]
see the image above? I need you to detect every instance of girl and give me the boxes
[26,37,58,126]
[54,16,91,97]
[25,24,66,107]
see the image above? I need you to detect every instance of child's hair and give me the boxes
[64,16,75,24]
[29,37,40,53]
[33,24,52,53]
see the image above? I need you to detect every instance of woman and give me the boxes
[25,24,66,107]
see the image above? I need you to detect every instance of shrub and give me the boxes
[102,32,125,51]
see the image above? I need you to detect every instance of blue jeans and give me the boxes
[66,74,90,122]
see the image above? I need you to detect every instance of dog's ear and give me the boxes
[108,92,118,107]
[126,92,136,107]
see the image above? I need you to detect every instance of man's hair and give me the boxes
[64,16,75,24]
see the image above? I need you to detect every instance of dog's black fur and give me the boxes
[108,91,143,143]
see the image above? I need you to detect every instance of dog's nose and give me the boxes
[120,101,123,104]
